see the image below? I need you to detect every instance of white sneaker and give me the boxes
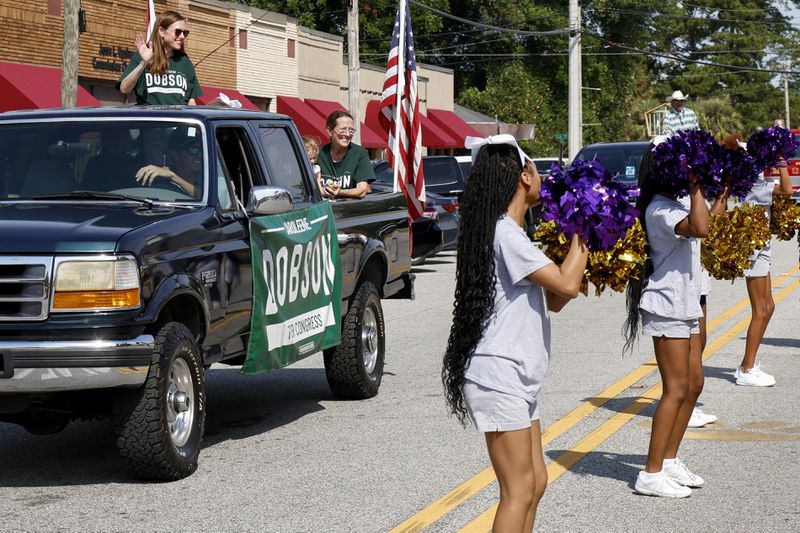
[687,407,717,428]
[664,459,704,488]
[634,470,692,498]
[735,362,776,387]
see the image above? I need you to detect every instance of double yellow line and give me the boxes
[391,264,800,533]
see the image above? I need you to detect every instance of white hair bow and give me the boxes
[465,134,531,167]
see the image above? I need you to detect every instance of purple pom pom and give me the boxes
[746,126,800,172]
[652,129,722,198]
[540,159,639,251]
[716,148,759,201]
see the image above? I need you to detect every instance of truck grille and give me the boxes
[0,257,52,321]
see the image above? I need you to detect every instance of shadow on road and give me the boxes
[203,367,330,446]
[759,337,800,348]
[545,449,645,487]
[0,367,332,487]
[410,267,439,274]
[421,257,455,266]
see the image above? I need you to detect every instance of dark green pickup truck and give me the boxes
[0,106,414,479]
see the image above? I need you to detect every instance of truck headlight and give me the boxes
[52,256,141,311]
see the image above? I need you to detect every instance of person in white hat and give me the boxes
[662,90,700,136]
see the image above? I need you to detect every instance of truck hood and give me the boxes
[0,203,194,253]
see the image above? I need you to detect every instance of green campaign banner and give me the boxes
[243,201,341,374]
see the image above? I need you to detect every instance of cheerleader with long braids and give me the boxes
[442,135,589,531]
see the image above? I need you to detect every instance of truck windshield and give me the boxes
[0,121,206,203]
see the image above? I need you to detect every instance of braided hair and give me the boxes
[622,144,659,353]
[442,144,523,424]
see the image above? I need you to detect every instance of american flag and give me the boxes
[378,1,425,220]
[145,0,157,43]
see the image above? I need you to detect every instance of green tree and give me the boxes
[239,0,800,145]
[647,0,797,132]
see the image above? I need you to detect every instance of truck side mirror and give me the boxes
[247,185,293,215]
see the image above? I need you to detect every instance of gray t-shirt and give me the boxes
[464,215,553,401]
[640,194,703,320]
[678,195,710,297]
[744,177,774,259]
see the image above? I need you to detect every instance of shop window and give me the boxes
[48,0,60,15]
[287,39,295,59]
[239,30,248,50]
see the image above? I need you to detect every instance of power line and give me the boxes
[680,2,768,13]
[584,31,793,74]
[194,6,347,67]
[409,0,571,36]
[587,6,797,28]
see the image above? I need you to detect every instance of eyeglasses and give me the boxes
[173,28,190,38]
[334,128,356,135]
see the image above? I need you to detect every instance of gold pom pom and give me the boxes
[586,220,647,295]
[769,194,800,241]
[701,203,770,280]
[535,220,647,296]
[534,221,587,295]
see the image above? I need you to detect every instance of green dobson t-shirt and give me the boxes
[318,143,376,189]
[117,52,202,105]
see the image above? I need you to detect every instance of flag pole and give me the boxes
[391,0,406,193]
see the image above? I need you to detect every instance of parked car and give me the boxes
[423,192,459,251]
[763,129,800,203]
[455,154,472,181]
[574,141,650,188]
[0,106,415,480]
[372,159,460,251]
[419,155,465,199]
[369,181,443,263]
[532,157,569,177]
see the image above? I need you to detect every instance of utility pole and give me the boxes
[568,0,582,160]
[61,0,80,108]
[347,0,361,144]
[784,62,791,129]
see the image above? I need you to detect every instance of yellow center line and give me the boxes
[389,265,799,533]
[460,276,800,532]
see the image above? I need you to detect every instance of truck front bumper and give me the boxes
[0,335,154,393]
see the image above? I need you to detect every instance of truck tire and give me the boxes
[324,281,385,399]
[115,322,205,481]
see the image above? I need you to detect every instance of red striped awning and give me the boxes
[304,98,385,150]
[197,85,259,110]
[276,96,328,143]
[0,61,100,112]
[366,100,461,149]
[427,108,482,146]
[420,114,461,149]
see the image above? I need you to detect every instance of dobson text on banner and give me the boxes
[244,202,341,374]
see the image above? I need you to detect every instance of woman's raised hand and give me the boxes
[134,34,153,64]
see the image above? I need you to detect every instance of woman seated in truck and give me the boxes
[317,110,375,199]
[135,127,203,199]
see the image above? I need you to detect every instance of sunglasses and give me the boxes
[179,145,201,156]
[173,28,190,38]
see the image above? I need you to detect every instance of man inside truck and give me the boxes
[135,126,203,198]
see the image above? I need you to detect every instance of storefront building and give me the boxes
[0,0,480,153]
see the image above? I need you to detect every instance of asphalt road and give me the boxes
[1,239,799,532]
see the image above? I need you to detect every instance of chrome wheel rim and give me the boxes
[166,357,194,447]
[361,306,379,374]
